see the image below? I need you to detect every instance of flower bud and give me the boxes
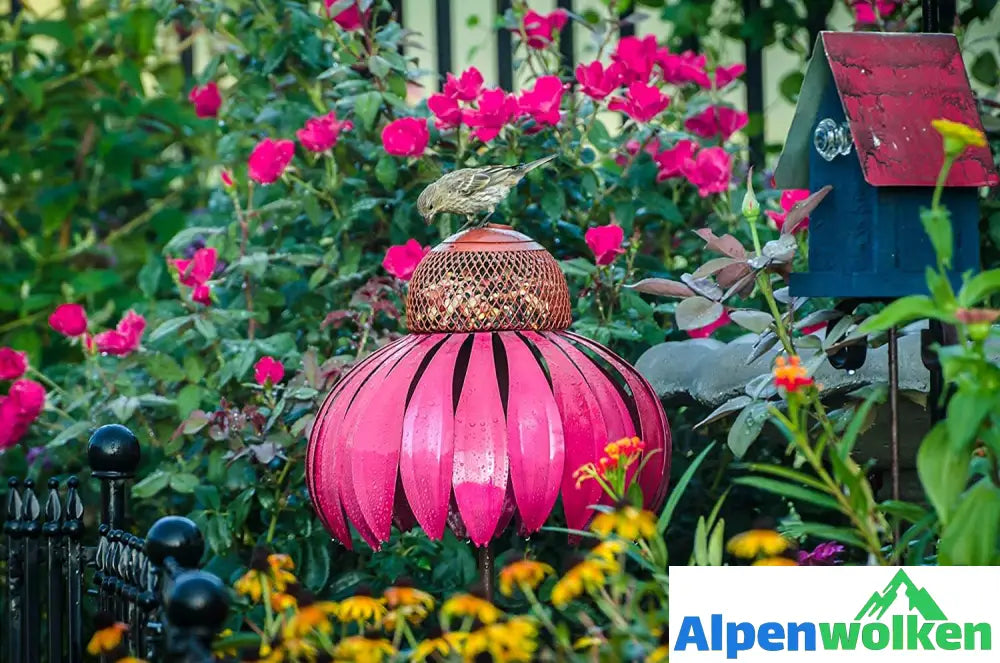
[742,170,760,222]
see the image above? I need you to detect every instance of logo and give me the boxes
[669,566,999,661]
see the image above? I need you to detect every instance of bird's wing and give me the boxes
[457,165,525,195]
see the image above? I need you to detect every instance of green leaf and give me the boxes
[304,537,333,590]
[368,54,392,78]
[47,421,92,448]
[782,522,866,549]
[540,186,566,220]
[375,154,398,188]
[138,255,164,298]
[658,442,715,534]
[149,316,192,343]
[147,353,186,382]
[738,463,829,492]
[195,485,221,511]
[856,295,943,334]
[918,423,970,525]
[194,316,218,341]
[939,479,1000,565]
[778,71,804,103]
[920,207,953,268]
[959,269,1000,307]
[132,471,170,498]
[879,500,928,524]
[970,51,1000,87]
[354,91,383,131]
[727,401,768,458]
[945,389,993,453]
[837,387,883,457]
[731,476,840,510]
[587,120,616,151]
[170,473,200,494]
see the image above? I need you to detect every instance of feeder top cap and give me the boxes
[433,224,545,252]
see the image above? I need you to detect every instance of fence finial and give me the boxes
[145,516,205,569]
[87,424,141,478]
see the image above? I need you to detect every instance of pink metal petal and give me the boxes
[452,333,509,546]
[500,332,564,533]
[525,332,607,532]
[329,338,421,549]
[565,332,671,508]
[400,334,466,540]
[346,335,442,543]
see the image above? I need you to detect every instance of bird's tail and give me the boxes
[520,154,558,174]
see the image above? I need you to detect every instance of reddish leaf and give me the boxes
[675,296,725,331]
[782,185,832,235]
[627,278,696,298]
[695,228,747,259]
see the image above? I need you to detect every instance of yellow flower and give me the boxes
[283,599,339,639]
[589,506,657,541]
[464,618,538,663]
[234,548,297,602]
[550,558,617,609]
[411,633,467,661]
[573,635,604,650]
[270,591,297,612]
[440,593,501,625]
[932,118,987,157]
[726,529,790,559]
[86,615,128,655]
[648,645,670,662]
[337,594,388,626]
[114,658,148,663]
[498,559,555,596]
[753,557,798,566]
[213,628,238,660]
[384,603,430,630]
[333,636,395,663]
[383,585,434,610]
[590,539,628,563]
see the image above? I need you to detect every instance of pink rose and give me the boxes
[93,310,145,356]
[767,189,811,232]
[714,63,746,89]
[296,111,353,153]
[381,117,430,157]
[170,247,218,288]
[585,224,625,266]
[608,82,670,123]
[0,379,46,448]
[681,147,732,198]
[49,303,88,337]
[515,9,568,50]
[852,0,899,23]
[221,169,235,189]
[0,347,27,380]
[188,82,222,118]
[685,105,748,140]
[192,284,212,306]
[654,140,699,182]
[325,0,369,30]
[658,51,711,87]
[443,67,484,101]
[575,61,622,100]
[428,93,463,129]
[464,89,518,143]
[254,356,285,386]
[687,309,730,338]
[248,138,295,185]
[382,239,430,281]
[611,35,660,85]
[518,75,565,126]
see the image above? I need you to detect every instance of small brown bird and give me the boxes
[417,155,558,228]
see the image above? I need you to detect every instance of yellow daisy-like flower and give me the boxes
[383,603,431,630]
[383,585,434,610]
[411,632,468,661]
[589,506,657,541]
[590,539,628,563]
[283,599,339,639]
[270,591,297,612]
[551,558,618,609]
[332,636,395,663]
[726,530,790,559]
[498,559,555,596]
[753,557,798,566]
[234,548,297,602]
[465,618,539,662]
[440,593,501,625]
[932,118,987,157]
[86,616,128,656]
[337,594,388,626]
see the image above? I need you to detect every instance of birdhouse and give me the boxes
[775,31,998,299]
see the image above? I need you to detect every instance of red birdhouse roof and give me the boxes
[775,31,998,190]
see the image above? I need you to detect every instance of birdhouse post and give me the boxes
[775,32,998,299]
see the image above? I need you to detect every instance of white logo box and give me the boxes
[669,566,1000,661]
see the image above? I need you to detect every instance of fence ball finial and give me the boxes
[87,424,141,478]
[165,570,229,631]
[144,516,205,568]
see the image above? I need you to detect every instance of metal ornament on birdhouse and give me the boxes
[306,225,671,550]
[775,32,999,299]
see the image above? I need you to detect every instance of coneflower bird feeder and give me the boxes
[307,225,671,549]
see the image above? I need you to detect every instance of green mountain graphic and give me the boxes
[854,570,948,621]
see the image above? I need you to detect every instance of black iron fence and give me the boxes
[1,424,229,663]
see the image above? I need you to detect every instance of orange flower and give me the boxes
[773,355,813,392]
[86,613,128,655]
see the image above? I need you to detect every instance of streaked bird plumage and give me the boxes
[417,154,558,227]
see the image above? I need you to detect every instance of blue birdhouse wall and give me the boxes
[774,32,998,300]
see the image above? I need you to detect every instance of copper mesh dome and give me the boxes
[406,225,572,333]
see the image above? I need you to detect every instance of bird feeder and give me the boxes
[775,32,998,299]
[306,225,671,550]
